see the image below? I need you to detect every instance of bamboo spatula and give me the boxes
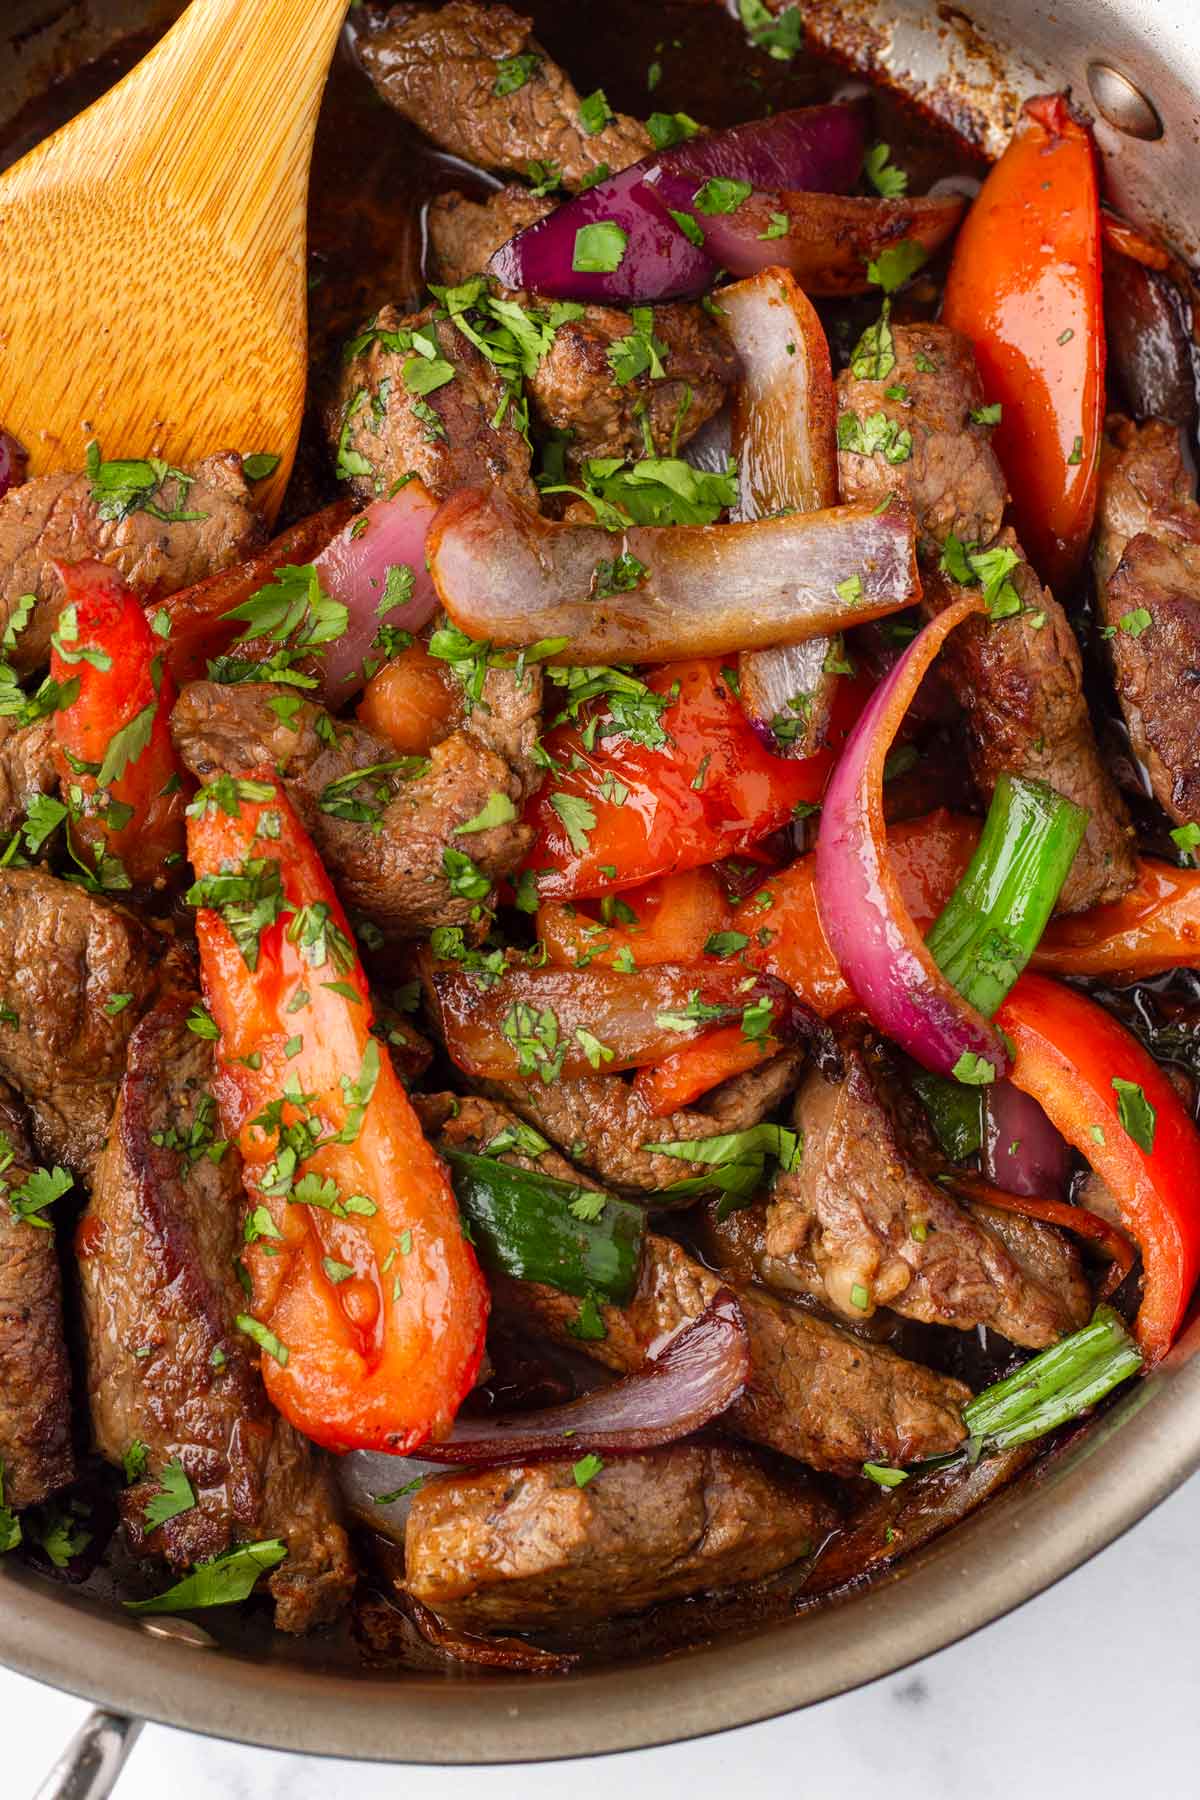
[0,0,350,523]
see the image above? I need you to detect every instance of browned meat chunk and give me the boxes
[836,322,1007,557]
[1105,532,1200,823]
[76,995,354,1632]
[358,3,651,191]
[0,716,56,837]
[836,322,1135,913]
[405,1444,835,1631]
[771,1026,1089,1347]
[495,1233,968,1476]
[0,869,165,1176]
[1094,415,1197,590]
[0,1085,74,1510]
[925,546,1137,911]
[0,453,262,672]
[525,300,740,473]
[1095,416,1200,824]
[171,679,535,939]
[481,1051,804,1195]
[330,302,535,506]
[428,186,555,286]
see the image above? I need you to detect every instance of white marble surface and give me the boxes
[4,1470,1198,1798]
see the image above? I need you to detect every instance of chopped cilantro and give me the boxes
[572,222,628,274]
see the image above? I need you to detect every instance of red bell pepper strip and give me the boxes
[942,94,1105,592]
[538,868,732,971]
[1032,857,1200,980]
[188,776,488,1452]
[631,1023,780,1117]
[739,810,981,1019]
[997,972,1200,1361]
[522,658,854,902]
[49,559,185,889]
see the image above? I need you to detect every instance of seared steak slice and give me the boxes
[358,2,651,191]
[405,1444,836,1631]
[0,869,164,1176]
[836,322,1134,913]
[171,681,534,939]
[0,453,262,672]
[329,302,535,506]
[427,1092,969,1473]
[480,1052,804,1195]
[525,300,740,474]
[0,716,56,837]
[1104,531,1200,823]
[495,1234,968,1476]
[0,1085,74,1510]
[836,323,1008,557]
[772,1026,1089,1347]
[1094,415,1197,590]
[1094,416,1200,823]
[76,995,354,1632]
[428,186,555,287]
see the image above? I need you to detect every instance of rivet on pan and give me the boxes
[1087,63,1163,140]
[138,1615,217,1649]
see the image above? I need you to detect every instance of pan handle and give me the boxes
[32,1709,143,1800]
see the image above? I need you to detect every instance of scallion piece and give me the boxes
[443,1150,643,1304]
[925,773,1088,1021]
[962,1305,1142,1452]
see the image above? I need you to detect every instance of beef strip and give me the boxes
[0,869,165,1176]
[0,453,262,672]
[836,322,1008,557]
[837,322,1136,913]
[358,2,651,191]
[425,1091,969,1473]
[479,1051,805,1195]
[330,301,535,507]
[405,1444,835,1632]
[76,994,354,1632]
[0,716,56,837]
[171,679,535,939]
[1093,415,1197,590]
[493,1235,968,1476]
[428,186,555,286]
[524,298,740,473]
[770,1025,1089,1347]
[0,1083,74,1510]
[1094,416,1200,823]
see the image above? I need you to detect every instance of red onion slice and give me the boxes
[427,488,919,663]
[488,104,866,304]
[719,266,840,756]
[983,1080,1072,1198]
[641,179,966,293]
[314,482,441,705]
[814,589,1012,1082]
[0,429,27,502]
[412,1291,749,1467]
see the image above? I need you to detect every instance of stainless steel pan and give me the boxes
[2,0,1199,1779]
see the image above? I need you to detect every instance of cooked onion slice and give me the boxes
[815,590,1011,1082]
[314,481,441,705]
[982,1080,1071,1198]
[427,488,919,664]
[719,266,841,756]
[426,958,800,1080]
[641,181,967,293]
[419,1292,750,1466]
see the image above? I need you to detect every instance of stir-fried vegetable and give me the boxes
[48,559,185,889]
[538,868,732,971]
[997,974,1200,1362]
[631,1021,782,1117]
[443,1149,644,1303]
[188,777,489,1451]
[924,774,1088,1020]
[428,487,919,663]
[943,94,1105,591]
[522,657,838,901]
[960,1306,1142,1451]
[1032,856,1200,979]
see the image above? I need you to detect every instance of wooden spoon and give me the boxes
[0,0,350,523]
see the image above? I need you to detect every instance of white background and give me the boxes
[3,1470,1197,1798]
